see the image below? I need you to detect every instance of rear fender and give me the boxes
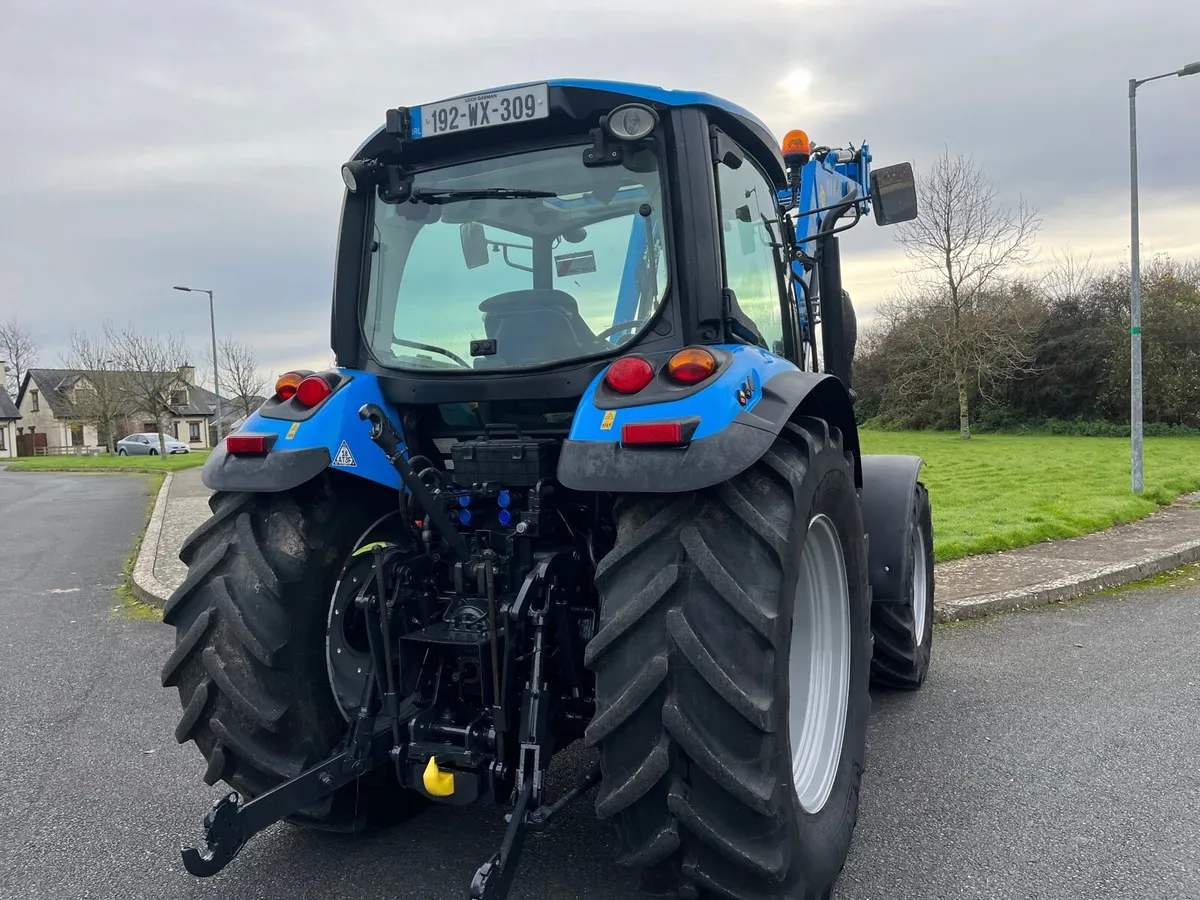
[860,454,925,603]
[201,370,404,493]
[556,344,861,493]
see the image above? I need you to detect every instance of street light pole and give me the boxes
[1127,61,1200,495]
[1128,77,1143,495]
[173,285,223,444]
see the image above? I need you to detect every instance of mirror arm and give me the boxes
[781,195,869,221]
[792,197,864,247]
[500,245,534,273]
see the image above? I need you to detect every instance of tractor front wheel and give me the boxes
[161,472,423,830]
[586,418,872,900]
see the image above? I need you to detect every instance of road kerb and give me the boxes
[132,471,176,608]
[935,536,1200,622]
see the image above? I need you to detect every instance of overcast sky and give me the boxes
[2,0,1198,383]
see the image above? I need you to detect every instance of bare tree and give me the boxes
[205,334,268,421]
[62,328,131,453]
[106,322,191,457]
[893,147,1043,438]
[0,317,38,397]
[1043,246,1097,305]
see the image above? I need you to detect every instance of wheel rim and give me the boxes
[912,523,929,647]
[788,513,851,816]
[326,552,381,720]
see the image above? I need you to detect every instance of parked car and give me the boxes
[116,433,190,456]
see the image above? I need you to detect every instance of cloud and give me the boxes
[1,0,1198,381]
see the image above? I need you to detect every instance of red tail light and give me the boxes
[621,422,684,446]
[604,356,655,394]
[295,375,333,407]
[226,433,271,454]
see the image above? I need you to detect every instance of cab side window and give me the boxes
[714,147,787,355]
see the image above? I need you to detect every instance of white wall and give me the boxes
[14,378,106,452]
[160,416,213,448]
[0,420,15,458]
[17,375,59,437]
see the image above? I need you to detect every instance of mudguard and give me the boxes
[201,370,405,493]
[859,454,925,603]
[556,344,861,493]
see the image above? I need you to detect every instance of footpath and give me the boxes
[133,467,1200,621]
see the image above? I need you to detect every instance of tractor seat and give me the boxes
[476,289,605,367]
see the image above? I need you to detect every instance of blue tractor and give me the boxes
[163,79,934,900]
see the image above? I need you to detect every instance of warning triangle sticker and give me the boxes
[333,440,357,467]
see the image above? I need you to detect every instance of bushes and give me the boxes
[855,253,1200,434]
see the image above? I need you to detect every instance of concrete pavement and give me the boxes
[134,467,1200,621]
[130,468,210,607]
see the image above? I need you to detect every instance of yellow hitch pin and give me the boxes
[423,757,455,797]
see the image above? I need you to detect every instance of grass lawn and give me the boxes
[860,431,1200,562]
[4,450,208,474]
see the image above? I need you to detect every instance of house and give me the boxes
[15,365,223,455]
[0,362,19,459]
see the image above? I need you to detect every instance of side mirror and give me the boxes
[870,162,918,226]
[460,222,490,269]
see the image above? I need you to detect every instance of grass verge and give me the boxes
[860,431,1200,563]
[111,473,166,623]
[8,451,207,474]
[1091,562,1200,596]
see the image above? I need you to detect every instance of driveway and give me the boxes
[0,470,1196,899]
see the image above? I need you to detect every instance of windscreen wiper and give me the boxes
[408,187,558,204]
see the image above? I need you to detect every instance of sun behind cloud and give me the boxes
[778,67,815,96]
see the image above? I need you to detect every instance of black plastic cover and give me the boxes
[451,437,561,488]
[201,443,332,493]
[859,454,924,603]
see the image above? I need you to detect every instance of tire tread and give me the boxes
[587,417,870,899]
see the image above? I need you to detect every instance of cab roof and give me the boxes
[354,77,785,179]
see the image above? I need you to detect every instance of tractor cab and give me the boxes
[359,131,668,371]
[330,80,804,425]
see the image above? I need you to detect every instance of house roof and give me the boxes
[19,368,222,421]
[19,369,82,418]
[0,387,19,420]
[171,382,222,418]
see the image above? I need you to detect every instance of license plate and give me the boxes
[410,83,549,139]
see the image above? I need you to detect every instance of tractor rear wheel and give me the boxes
[161,472,423,830]
[586,418,872,900]
[868,481,934,690]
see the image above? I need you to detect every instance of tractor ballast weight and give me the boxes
[165,79,934,900]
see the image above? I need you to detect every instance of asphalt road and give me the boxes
[1,470,1197,900]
